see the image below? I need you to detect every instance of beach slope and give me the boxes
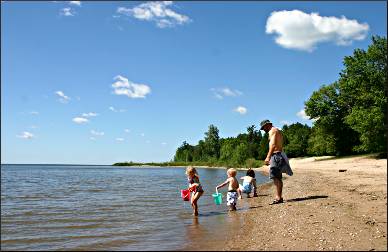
[220,155,387,251]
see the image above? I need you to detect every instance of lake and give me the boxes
[1,164,269,250]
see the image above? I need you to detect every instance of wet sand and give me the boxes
[197,155,387,251]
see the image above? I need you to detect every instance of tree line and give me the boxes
[114,36,386,167]
[173,36,387,166]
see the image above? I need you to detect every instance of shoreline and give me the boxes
[192,155,387,251]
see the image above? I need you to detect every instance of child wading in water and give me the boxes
[216,168,241,211]
[186,166,204,216]
[238,168,258,199]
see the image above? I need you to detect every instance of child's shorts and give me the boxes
[227,191,238,206]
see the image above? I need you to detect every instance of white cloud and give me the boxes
[90,130,104,136]
[233,106,247,115]
[116,138,125,142]
[72,117,89,124]
[29,125,39,129]
[30,111,39,115]
[140,133,145,137]
[90,137,96,141]
[60,7,75,16]
[265,10,369,52]
[82,112,98,117]
[69,1,81,6]
[17,131,34,139]
[55,91,70,103]
[296,109,311,120]
[161,142,167,145]
[109,106,126,112]
[211,87,243,99]
[124,129,131,133]
[117,1,191,28]
[111,75,151,99]
[281,120,292,126]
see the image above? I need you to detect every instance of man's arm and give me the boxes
[264,130,277,165]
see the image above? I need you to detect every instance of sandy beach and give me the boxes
[202,155,387,251]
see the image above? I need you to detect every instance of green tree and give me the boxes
[233,143,249,165]
[174,141,194,162]
[305,82,359,156]
[204,124,221,159]
[307,125,337,156]
[338,35,387,153]
[258,132,269,160]
[246,125,262,159]
[282,123,311,157]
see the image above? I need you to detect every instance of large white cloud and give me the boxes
[117,1,191,28]
[111,75,151,99]
[265,10,369,52]
[69,1,81,6]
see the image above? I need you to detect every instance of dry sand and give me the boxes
[207,155,387,251]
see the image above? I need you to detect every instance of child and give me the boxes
[238,168,258,199]
[185,166,204,216]
[216,168,241,211]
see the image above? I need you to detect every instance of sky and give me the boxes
[1,1,387,164]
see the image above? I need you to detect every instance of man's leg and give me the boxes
[273,178,283,200]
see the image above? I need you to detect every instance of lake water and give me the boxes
[1,164,269,251]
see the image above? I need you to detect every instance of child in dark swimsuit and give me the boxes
[185,166,204,216]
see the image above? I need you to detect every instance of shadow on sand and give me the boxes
[286,195,328,202]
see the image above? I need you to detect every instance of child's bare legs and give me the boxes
[237,187,243,199]
[191,191,203,216]
[228,203,237,211]
[252,180,258,197]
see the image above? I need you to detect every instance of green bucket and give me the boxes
[212,192,223,205]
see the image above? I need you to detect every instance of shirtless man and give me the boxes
[260,119,285,204]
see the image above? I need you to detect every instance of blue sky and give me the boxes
[1,1,386,164]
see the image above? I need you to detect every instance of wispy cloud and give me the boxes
[29,111,39,115]
[116,138,125,142]
[233,106,247,115]
[72,117,89,124]
[266,10,369,52]
[161,142,167,145]
[140,133,145,137]
[117,1,191,28]
[109,106,126,113]
[111,75,151,99]
[90,137,96,141]
[60,7,75,16]
[69,1,81,6]
[17,131,34,139]
[211,87,243,99]
[281,120,293,126]
[55,91,71,103]
[124,129,131,133]
[82,112,98,117]
[90,130,104,136]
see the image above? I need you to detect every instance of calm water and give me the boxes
[1,164,269,251]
